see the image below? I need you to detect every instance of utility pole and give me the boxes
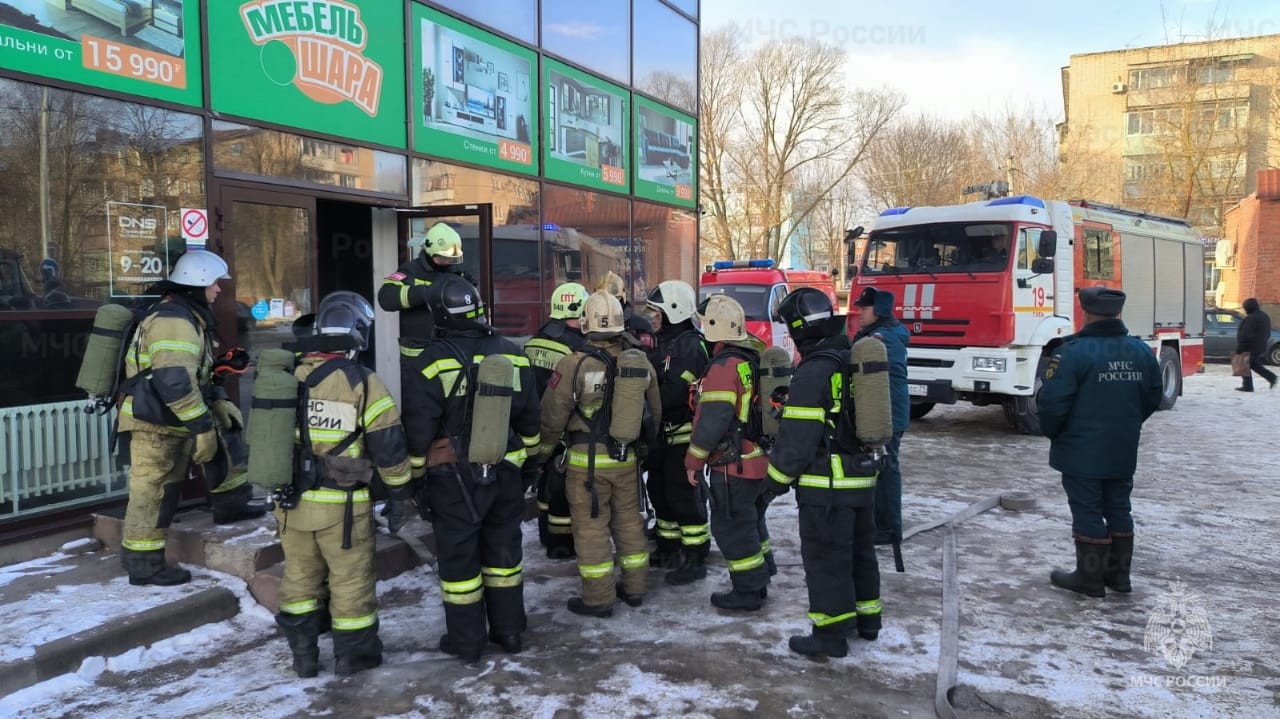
[1005,154,1015,196]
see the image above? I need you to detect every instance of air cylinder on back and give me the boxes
[610,349,651,458]
[757,346,793,440]
[469,353,514,482]
[849,336,893,447]
[248,349,299,492]
[76,303,134,399]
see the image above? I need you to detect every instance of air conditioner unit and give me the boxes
[1111,82,1127,94]
[1214,239,1235,268]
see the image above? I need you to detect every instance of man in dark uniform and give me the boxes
[852,287,910,548]
[1236,297,1276,392]
[401,276,541,662]
[643,280,711,577]
[766,288,885,658]
[1038,287,1162,598]
[525,282,590,558]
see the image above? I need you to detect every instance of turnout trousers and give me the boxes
[1062,474,1134,540]
[707,469,770,593]
[429,464,527,657]
[799,501,882,636]
[566,446,650,607]
[649,443,710,556]
[121,432,192,560]
[537,445,575,554]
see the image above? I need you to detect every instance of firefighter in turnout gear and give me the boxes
[597,271,655,352]
[402,275,541,662]
[117,251,256,586]
[767,288,884,658]
[683,295,772,609]
[524,282,590,559]
[275,292,412,678]
[538,291,662,617]
[643,280,712,578]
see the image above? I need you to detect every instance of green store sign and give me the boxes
[209,0,406,148]
[543,58,630,194]
[633,95,696,208]
[412,4,539,176]
[0,1,203,107]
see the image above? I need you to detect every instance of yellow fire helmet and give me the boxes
[596,270,626,303]
[697,294,749,343]
[550,282,589,320]
[423,222,463,265]
[582,290,625,336]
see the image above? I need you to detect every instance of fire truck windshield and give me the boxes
[861,222,1013,276]
[698,284,770,321]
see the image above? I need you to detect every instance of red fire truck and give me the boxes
[699,259,837,358]
[851,196,1205,434]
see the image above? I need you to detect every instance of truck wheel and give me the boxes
[1158,346,1180,411]
[1004,357,1048,435]
[909,402,935,420]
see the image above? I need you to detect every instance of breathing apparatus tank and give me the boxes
[757,346,793,440]
[76,303,135,411]
[609,349,650,460]
[849,336,893,447]
[468,353,515,483]
[248,349,300,491]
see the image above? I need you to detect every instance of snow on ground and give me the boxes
[2,365,1276,718]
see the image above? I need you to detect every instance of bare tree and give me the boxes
[699,27,904,265]
[793,166,863,278]
[638,71,696,114]
[858,114,971,208]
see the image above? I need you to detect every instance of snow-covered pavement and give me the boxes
[2,365,1275,718]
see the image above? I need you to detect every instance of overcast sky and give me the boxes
[700,0,1277,120]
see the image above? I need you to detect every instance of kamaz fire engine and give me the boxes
[699,259,837,358]
[851,196,1205,434]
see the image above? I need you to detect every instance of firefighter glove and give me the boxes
[765,480,791,500]
[193,428,219,464]
[385,499,412,534]
[212,399,243,432]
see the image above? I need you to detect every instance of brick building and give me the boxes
[1219,169,1280,316]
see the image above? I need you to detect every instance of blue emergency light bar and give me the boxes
[543,223,561,231]
[713,259,775,270]
[880,206,912,216]
[986,195,1046,208]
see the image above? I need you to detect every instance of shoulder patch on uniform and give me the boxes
[1044,354,1061,379]
[548,370,562,389]
[387,272,407,281]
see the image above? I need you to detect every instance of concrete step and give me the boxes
[93,506,438,614]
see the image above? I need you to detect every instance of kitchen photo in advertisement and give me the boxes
[635,97,695,206]
[415,4,537,175]
[543,59,629,193]
[0,0,198,104]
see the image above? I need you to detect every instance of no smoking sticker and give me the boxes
[181,208,209,246]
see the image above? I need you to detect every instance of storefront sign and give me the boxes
[543,58,629,194]
[0,1,202,106]
[209,0,406,148]
[412,5,538,176]
[633,96,696,208]
[107,201,168,298]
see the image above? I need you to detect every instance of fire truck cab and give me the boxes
[699,259,836,358]
[852,196,1204,434]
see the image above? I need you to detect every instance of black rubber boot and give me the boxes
[333,621,383,676]
[1050,540,1109,598]
[123,548,192,586]
[439,634,482,663]
[567,597,614,618]
[788,631,848,659]
[764,552,778,577]
[710,589,763,612]
[488,631,523,654]
[616,584,644,608]
[211,483,269,524]
[651,549,681,571]
[546,546,577,560]
[275,612,323,678]
[1104,533,1134,593]
[664,550,707,586]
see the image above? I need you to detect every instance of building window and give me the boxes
[430,0,538,45]
[542,184,631,299]
[541,0,630,83]
[1197,104,1249,131]
[634,200,697,301]
[1129,66,1182,90]
[663,0,698,17]
[1126,108,1179,136]
[633,0,697,111]
[1082,228,1114,280]
[212,121,407,196]
[1195,61,1235,85]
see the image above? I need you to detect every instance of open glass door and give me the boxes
[394,199,535,332]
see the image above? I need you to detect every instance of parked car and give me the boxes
[1204,308,1280,365]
